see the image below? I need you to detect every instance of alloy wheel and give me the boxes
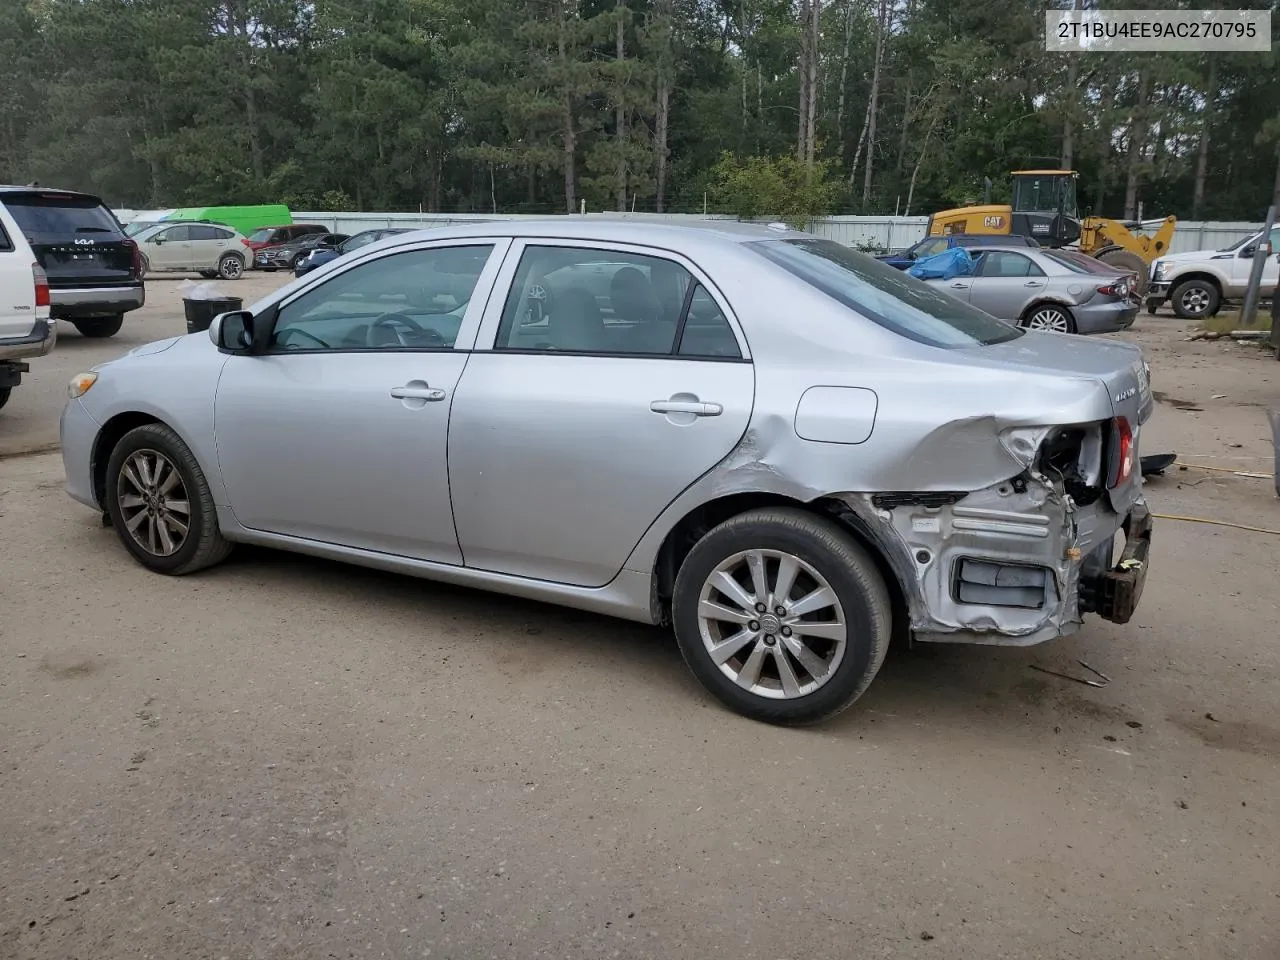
[696,549,848,699]
[116,449,191,557]
[1179,287,1210,317]
[221,256,244,279]
[1025,307,1071,333]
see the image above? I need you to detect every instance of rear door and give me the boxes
[966,250,1046,320]
[448,239,755,588]
[0,207,37,339]
[187,224,228,269]
[2,190,134,290]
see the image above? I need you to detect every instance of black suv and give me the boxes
[0,186,144,338]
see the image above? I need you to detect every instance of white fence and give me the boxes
[115,208,1264,255]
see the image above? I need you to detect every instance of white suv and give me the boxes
[0,202,56,412]
[1147,226,1280,319]
[135,221,248,280]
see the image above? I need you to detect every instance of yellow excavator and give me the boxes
[925,170,1175,294]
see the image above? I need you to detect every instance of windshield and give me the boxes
[125,221,162,237]
[247,228,274,243]
[748,238,1022,347]
[341,232,381,254]
[1012,175,1077,217]
[1218,234,1252,252]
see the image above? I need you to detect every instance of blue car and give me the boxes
[877,233,1038,270]
[294,228,417,277]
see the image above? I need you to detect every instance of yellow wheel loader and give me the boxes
[925,170,1176,294]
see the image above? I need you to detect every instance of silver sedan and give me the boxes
[924,246,1140,334]
[60,221,1154,725]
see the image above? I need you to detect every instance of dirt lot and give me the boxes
[2,275,1279,960]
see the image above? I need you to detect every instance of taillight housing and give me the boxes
[122,237,141,278]
[32,262,50,308]
[1107,416,1135,488]
[1097,279,1131,299]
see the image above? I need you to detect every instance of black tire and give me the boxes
[72,315,124,338]
[0,387,10,411]
[199,270,218,279]
[217,254,245,280]
[104,422,233,575]
[1170,278,1220,320]
[1145,298,1163,316]
[672,507,892,725]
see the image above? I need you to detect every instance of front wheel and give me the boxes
[72,315,124,338]
[1170,278,1220,320]
[105,423,233,575]
[1021,304,1076,334]
[1145,298,1163,316]
[672,508,892,725]
[0,387,10,411]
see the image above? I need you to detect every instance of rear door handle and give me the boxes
[650,400,723,417]
[950,282,969,289]
[390,385,446,401]
[1025,281,1044,287]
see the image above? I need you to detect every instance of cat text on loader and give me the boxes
[925,170,1176,295]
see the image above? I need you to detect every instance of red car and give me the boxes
[241,223,328,253]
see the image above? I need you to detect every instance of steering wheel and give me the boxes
[522,283,553,325]
[275,327,332,350]
[366,312,446,348]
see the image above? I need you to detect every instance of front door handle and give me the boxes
[1025,280,1044,287]
[950,282,969,289]
[650,399,722,417]
[390,384,446,401]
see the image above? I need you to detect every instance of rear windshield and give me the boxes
[748,238,1023,347]
[4,192,121,241]
[1042,250,1114,275]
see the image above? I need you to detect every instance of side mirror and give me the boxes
[1241,246,1256,258]
[152,237,164,245]
[210,310,258,352]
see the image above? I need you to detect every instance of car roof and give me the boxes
[0,185,105,201]
[370,218,810,250]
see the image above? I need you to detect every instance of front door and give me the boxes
[147,224,194,271]
[213,240,506,562]
[965,249,1046,320]
[449,240,755,588]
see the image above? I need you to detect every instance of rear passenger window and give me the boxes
[678,285,741,359]
[188,225,220,241]
[496,245,739,359]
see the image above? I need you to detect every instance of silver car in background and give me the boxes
[60,221,1154,725]
[925,246,1140,334]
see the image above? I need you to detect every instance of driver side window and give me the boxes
[268,244,495,353]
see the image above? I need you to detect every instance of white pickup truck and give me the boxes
[1146,225,1280,320]
[0,201,57,412]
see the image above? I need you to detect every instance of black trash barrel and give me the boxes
[184,296,243,334]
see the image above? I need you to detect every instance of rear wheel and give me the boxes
[1096,249,1150,296]
[199,270,218,279]
[1171,278,1220,320]
[105,423,233,575]
[1021,304,1076,334]
[1145,298,1163,316]
[672,508,892,725]
[0,387,10,411]
[72,315,124,338]
[217,254,245,280]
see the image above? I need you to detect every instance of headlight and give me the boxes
[1151,262,1165,282]
[68,372,98,399]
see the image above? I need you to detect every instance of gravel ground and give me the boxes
[2,277,1279,959]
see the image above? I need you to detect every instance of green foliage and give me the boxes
[709,152,843,228]
[2,0,1276,219]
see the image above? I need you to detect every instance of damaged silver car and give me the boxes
[59,220,1153,725]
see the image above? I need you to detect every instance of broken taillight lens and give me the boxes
[1107,417,1134,488]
